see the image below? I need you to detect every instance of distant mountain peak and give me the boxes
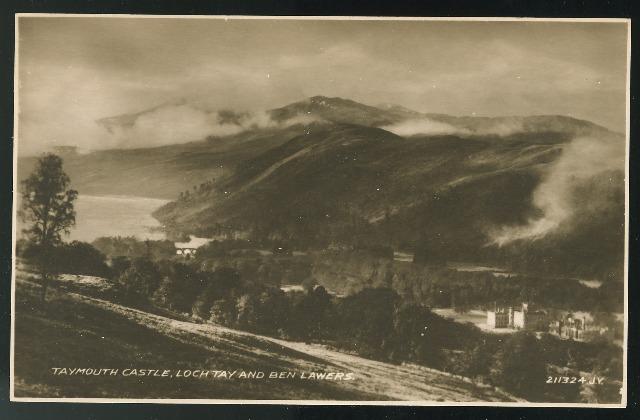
[268,96,407,127]
[308,95,331,102]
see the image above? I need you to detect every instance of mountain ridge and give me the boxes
[18,96,625,284]
[146,97,624,284]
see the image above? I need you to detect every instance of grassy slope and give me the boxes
[152,122,624,282]
[13,274,518,402]
[153,124,565,244]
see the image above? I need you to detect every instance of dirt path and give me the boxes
[66,291,519,402]
[237,145,312,193]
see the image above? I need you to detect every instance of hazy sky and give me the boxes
[17,17,628,154]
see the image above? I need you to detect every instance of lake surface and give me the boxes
[67,195,169,243]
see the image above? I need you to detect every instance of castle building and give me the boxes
[513,302,547,330]
[487,303,547,331]
[549,314,591,340]
[487,306,510,328]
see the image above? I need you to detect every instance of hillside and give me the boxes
[17,96,626,283]
[14,273,518,401]
[152,98,624,283]
[156,125,548,238]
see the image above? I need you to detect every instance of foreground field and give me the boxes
[13,275,519,402]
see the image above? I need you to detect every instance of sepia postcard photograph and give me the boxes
[10,15,630,406]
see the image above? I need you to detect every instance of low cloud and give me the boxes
[472,119,526,137]
[381,117,529,138]
[490,134,625,245]
[102,104,241,148]
[381,118,470,137]
[94,103,321,150]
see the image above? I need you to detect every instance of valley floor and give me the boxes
[13,273,519,402]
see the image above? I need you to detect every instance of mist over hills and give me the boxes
[18,96,626,283]
[94,95,615,147]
